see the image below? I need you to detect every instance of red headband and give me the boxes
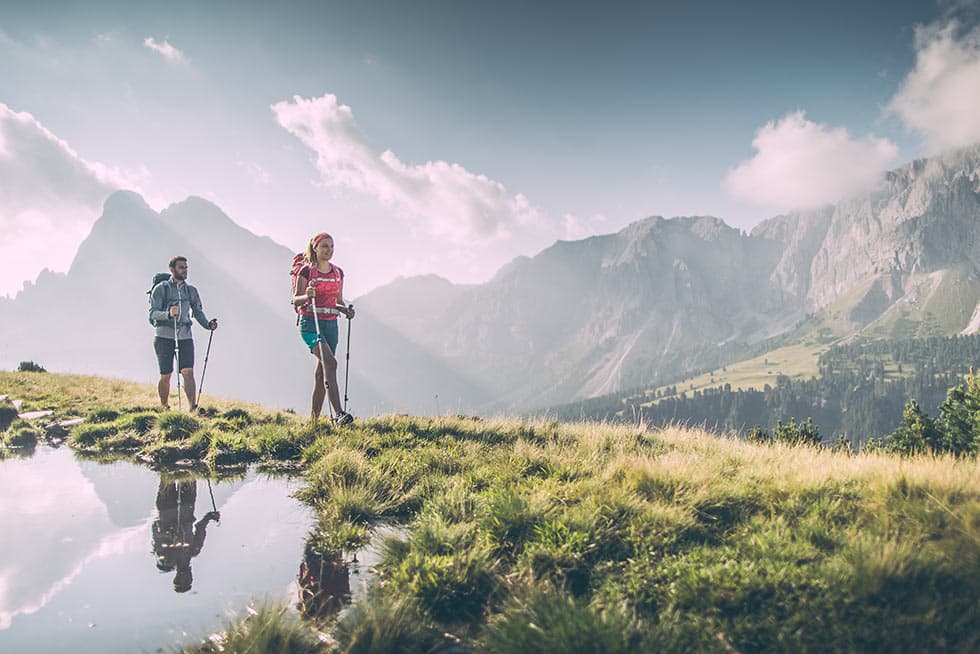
[311,232,333,248]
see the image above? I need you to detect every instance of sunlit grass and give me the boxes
[175,602,326,654]
[2,371,978,652]
[0,370,289,421]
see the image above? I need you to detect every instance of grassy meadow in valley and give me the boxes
[2,370,979,653]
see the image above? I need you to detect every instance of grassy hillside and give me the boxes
[2,371,979,653]
[866,267,980,339]
[0,370,278,418]
[642,342,827,403]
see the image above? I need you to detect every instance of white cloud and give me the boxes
[143,37,189,64]
[235,160,272,186]
[723,111,899,211]
[272,93,540,243]
[888,20,980,151]
[561,212,608,240]
[0,103,144,296]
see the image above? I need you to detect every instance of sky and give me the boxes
[1,0,980,298]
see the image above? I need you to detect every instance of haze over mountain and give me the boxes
[2,146,978,414]
[0,191,491,414]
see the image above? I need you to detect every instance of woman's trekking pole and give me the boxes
[343,304,353,413]
[197,329,215,408]
[309,288,334,421]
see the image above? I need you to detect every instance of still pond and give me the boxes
[0,444,377,653]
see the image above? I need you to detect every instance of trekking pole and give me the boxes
[173,311,181,411]
[206,476,217,512]
[343,303,353,413]
[309,287,335,421]
[206,476,218,525]
[174,284,183,411]
[197,329,215,408]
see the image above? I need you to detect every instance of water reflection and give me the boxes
[0,445,313,654]
[152,476,221,593]
[298,543,351,619]
[296,522,407,622]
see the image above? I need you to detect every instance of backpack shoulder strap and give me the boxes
[150,279,169,299]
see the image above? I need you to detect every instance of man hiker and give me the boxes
[149,256,218,411]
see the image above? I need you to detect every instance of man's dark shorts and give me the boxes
[154,337,195,374]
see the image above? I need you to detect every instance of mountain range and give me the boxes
[0,192,490,414]
[2,145,978,414]
[359,145,980,409]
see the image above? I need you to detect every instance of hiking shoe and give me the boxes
[334,411,354,426]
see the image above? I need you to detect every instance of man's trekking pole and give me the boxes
[173,310,181,411]
[197,329,215,408]
[206,476,219,525]
[206,476,217,512]
[343,303,353,413]
[309,287,334,421]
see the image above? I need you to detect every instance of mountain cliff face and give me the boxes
[360,146,980,409]
[361,216,792,408]
[756,146,980,314]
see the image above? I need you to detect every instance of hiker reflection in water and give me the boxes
[151,476,220,593]
[297,542,351,618]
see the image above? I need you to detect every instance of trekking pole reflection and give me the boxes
[151,474,220,593]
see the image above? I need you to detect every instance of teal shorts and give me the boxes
[299,316,339,354]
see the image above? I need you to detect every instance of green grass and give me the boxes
[0,370,282,418]
[0,420,41,448]
[644,341,828,403]
[0,404,19,431]
[864,267,980,339]
[176,603,326,654]
[3,372,979,652]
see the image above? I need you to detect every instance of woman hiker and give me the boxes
[292,232,355,424]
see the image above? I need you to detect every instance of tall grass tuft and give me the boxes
[253,423,313,461]
[332,597,448,654]
[481,486,551,557]
[69,422,119,446]
[204,431,259,467]
[0,405,18,431]
[380,530,499,623]
[222,407,254,429]
[157,412,202,441]
[482,584,645,654]
[2,424,41,448]
[117,411,158,435]
[86,406,120,423]
[177,602,325,654]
